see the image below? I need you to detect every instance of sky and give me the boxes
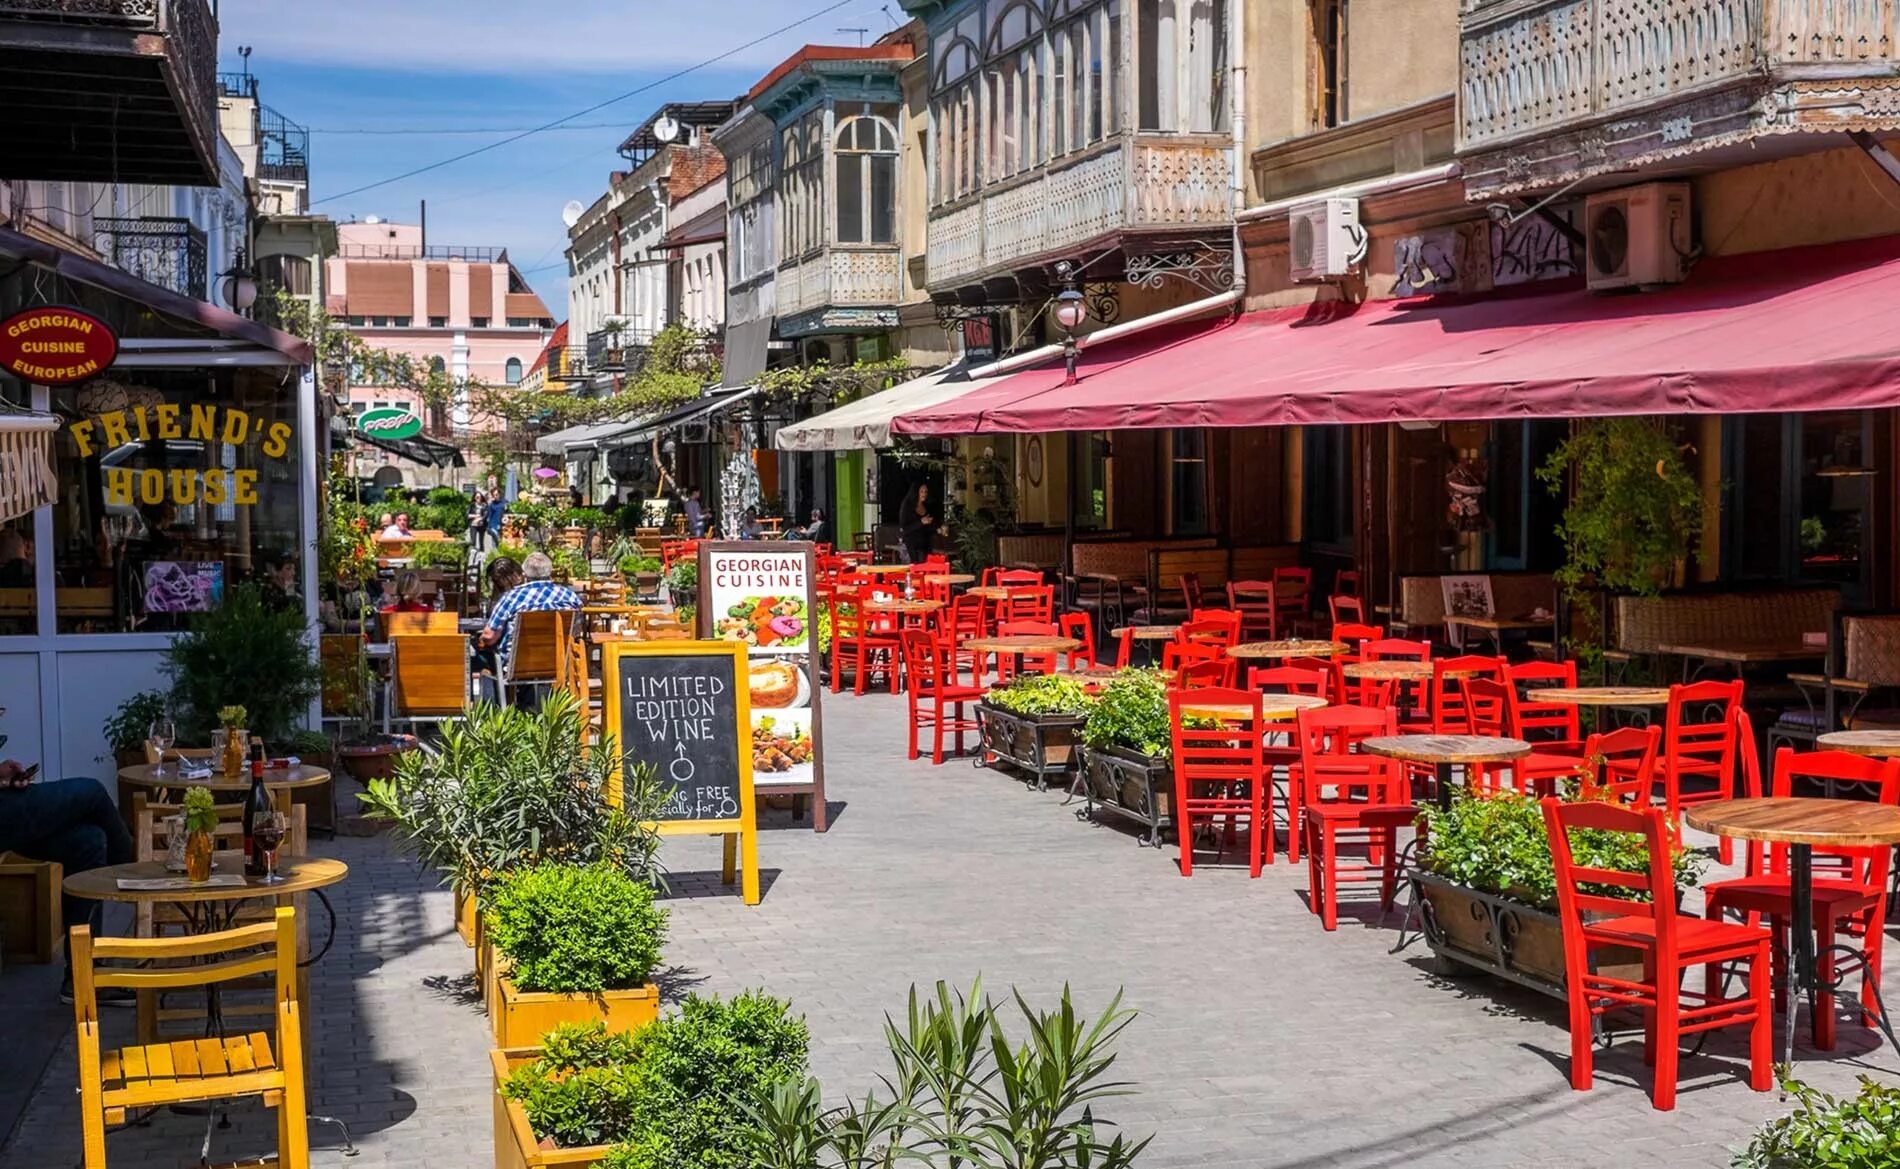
[218,0,907,314]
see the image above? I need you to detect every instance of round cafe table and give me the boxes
[926,573,976,587]
[1112,624,1180,641]
[1362,734,1530,811]
[1685,798,1900,1066]
[862,598,943,616]
[1815,729,1900,758]
[1533,686,1672,707]
[963,635,1080,674]
[859,564,913,576]
[967,586,1013,601]
[1342,661,1437,681]
[1227,640,1348,661]
[1179,692,1328,722]
[118,762,332,798]
[66,853,349,930]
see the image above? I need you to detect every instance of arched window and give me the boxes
[504,357,523,385]
[835,112,898,245]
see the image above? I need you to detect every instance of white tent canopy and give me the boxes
[773,364,1002,452]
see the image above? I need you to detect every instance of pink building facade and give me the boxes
[325,221,553,480]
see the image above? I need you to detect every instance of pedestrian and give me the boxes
[899,483,938,563]
[485,492,505,546]
[0,763,135,1003]
[683,488,706,538]
[468,490,489,552]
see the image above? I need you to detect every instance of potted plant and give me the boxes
[1413,790,1705,998]
[485,862,669,1047]
[182,786,217,883]
[978,674,1097,791]
[102,689,167,771]
[163,584,322,750]
[1075,670,1177,846]
[1732,1074,1900,1168]
[494,995,808,1169]
[215,704,249,777]
[664,558,697,631]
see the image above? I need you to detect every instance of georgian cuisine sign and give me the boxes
[0,307,119,385]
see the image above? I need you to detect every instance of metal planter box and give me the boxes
[1074,743,1173,847]
[976,702,1085,790]
[1413,871,1643,1001]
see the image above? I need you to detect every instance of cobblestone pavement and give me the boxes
[3,689,1897,1168]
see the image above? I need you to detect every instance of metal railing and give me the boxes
[586,326,655,374]
[257,104,308,185]
[93,215,206,299]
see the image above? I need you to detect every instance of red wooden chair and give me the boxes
[995,568,1042,588]
[1297,705,1412,930]
[828,594,900,695]
[1271,566,1313,632]
[1002,585,1055,624]
[1249,664,1336,861]
[1226,581,1278,640]
[1660,680,1745,862]
[1057,612,1097,672]
[1163,641,1231,687]
[1176,660,1234,691]
[1328,593,1366,629]
[994,620,1060,681]
[1428,655,1508,734]
[899,629,985,765]
[1333,569,1362,596]
[1350,637,1432,712]
[1178,612,1242,650]
[1178,572,1206,612]
[1577,725,1663,805]
[1703,746,1899,1051]
[1114,624,1137,669]
[1170,688,1271,877]
[1508,659,1583,747]
[1541,798,1772,1111]
[1331,622,1386,652]
[1247,664,1334,701]
[1463,677,1584,796]
[942,592,988,677]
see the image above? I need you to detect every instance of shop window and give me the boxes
[1721,412,1871,596]
[1072,431,1110,530]
[1169,429,1208,535]
[1303,426,1354,553]
[504,357,524,385]
[1799,413,1871,588]
[834,112,898,245]
[51,370,302,634]
[1314,0,1348,129]
[255,253,311,297]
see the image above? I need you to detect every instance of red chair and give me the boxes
[993,619,1061,681]
[1226,581,1278,640]
[1328,593,1366,628]
[1351,638,1432,711]
[899,630,985,765]
[1002,585,1055,624]
[1331,622,1386,651]
[1577,725,1663,805]
[1178,572,1206,612]
[1178,612,1241,650]
[1176,660,1234,690]
[1057,612,1097,672]
[1333,569,1362,596]
[1659,681,1745,861]
[1247,664,1334,701]
[1271,566,1312,632]
[1703,747,1899,1051]
[1163,640,1231,686]
[1509,659,1583,747]
[942,592,988,677]
[1114,624,1137,670]
[1428,655,1508,734]
[1542,798,1772,1111]
[1250,664,1337,862]
[995,568,1042,588]
[1170,688,1271,877]
[1297,705,1414,930]
[828,594,900,695]
[1463,677,1583,796]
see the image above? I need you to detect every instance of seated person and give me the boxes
[476,554,581,695]
[380,571,433,614]
[261,553,301,612]
[376,512,399,539]
[739,507,764,541]
[787,507,827,544]
[0,528,31,587]
[0,761,134,1003]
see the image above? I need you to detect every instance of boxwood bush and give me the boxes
[486,861,667,993]
[1733,1075,1899,1168]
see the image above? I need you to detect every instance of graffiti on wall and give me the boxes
[1489,203,1580,287]
[1392,229,1467,297]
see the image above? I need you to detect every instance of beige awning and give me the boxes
[773,364,1003,452]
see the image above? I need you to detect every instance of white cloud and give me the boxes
[219,0,902,74]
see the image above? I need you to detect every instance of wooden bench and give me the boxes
[1066,538,1218,626]
[994,533,1065,573]
[1612,588,1839,657]
[0,853,63,964]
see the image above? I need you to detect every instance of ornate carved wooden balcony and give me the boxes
[775,247,903,338]
[926,134,1233,298]
[0,0,219,186]
[1458,0,1900,199]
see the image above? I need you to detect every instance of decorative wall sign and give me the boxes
[0,307,118,385]
[356,406,423,442]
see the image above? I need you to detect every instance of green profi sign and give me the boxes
[357,407,422,441]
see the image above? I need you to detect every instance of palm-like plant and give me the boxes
[359,692,667,896]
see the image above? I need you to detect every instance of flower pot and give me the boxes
[1074,744,1173,847]
[218,729,248,778]
[491,976,661,1048]
[976,703,1085,791]
[185,829,214,883]
[490,1048,615,1169]
[1413,871,1644,1001]
[337,737,415,783]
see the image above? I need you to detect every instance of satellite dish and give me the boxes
[652,115,681,144]
[560,200,585,228]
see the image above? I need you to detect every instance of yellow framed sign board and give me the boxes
[600,638,760,905]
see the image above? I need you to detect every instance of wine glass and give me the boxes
[255,810,289,884]
[149,715,176,779]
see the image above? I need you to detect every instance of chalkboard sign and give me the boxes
[602,639,760,905]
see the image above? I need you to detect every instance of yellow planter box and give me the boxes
[455,888,477,948]
[491,977,661,1049]
[491,1048,614,1169]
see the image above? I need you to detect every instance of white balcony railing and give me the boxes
[777,248,903,318]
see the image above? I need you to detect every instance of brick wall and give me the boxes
[667,144,728,204]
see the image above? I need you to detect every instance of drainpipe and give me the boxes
[1229,0,1247,300]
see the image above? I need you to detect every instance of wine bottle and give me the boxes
[243,741,271,877]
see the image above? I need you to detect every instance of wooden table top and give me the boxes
[863,598,944,614]
[1533,686,1673,707]
[1656,640,1825,664]
[968,587,1013,600]
[117,763,332,793]
[963,635,1082,655]
[926,573,976,586]
[1342,661,1436,681]
[1815,730,1900,758]
[1112,625,1181,640]
[64,854,349,903]
[858,564,913,575]
[1181,693,1329,721]
[1362,734,1532,765]
[1685,798,1900,847]
[1444,615,1548,631]
[1228,640,1348,660]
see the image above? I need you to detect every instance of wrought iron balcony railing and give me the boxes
[586,327,654,375]
[93,216,206,300]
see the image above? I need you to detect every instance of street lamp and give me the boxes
[219,246,258,313]
[1053,287,1086,386]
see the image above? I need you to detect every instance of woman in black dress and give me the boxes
[899,483,937,563]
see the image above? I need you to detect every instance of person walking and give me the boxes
[899,483,938,564]
[468,490,489,552]
[683,488,707,538]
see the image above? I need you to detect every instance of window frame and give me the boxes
[833,110,900,246]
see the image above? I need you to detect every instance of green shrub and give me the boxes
[504,995,809,1164]
[665,558,697,599]
[1733,1075,1900,1168]
[408,539,468,570]
[1082,670,1177,759]
[162,584,321,745]
[425,487,467,507]
[1419,790,1705,909]
[986,673,1097,718]
[102,690,168,754]
[486,862,667,993]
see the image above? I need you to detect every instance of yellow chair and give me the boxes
[501,609,575,703]
[390,633,471,731]
[381,610,459,639]
[72,908,309,1169]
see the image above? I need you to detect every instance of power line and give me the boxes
[310,122,627,136]
[310,0,854,208]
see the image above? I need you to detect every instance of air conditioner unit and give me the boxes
[1584,182,1691,292]
[1288,197,1367,282]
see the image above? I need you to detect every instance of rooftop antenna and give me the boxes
[238,44,252,80]
[837,25,868,44]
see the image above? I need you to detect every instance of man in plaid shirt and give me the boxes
[477,554,581,701]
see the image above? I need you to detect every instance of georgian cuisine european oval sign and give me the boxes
[0,307,119,385]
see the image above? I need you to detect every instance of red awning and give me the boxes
[892,236,1900,435]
